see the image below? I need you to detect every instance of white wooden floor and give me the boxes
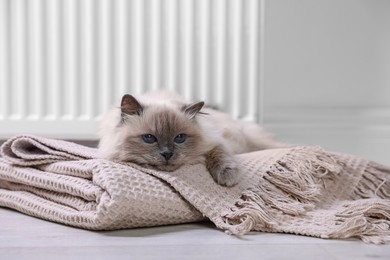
[1,207,389,260]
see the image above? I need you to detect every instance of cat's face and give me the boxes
[113,95,209,171]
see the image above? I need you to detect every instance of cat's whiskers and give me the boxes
[98,90,286,187]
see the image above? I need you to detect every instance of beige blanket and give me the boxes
[0,135,389,244]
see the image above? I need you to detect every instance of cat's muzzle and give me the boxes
[160,151,173,161]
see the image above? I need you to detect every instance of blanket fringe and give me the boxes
[328,162,390,244]
[328,199,390,244]
[222,187,277,235]
[223,147,342,235]
[354,162,390,200]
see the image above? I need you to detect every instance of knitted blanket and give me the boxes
[0,135,389,244]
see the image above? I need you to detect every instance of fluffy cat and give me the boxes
[98,91,286,186]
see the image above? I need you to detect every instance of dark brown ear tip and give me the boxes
[193,101,205,108]
[184,101,205,119]
[121,94,135,104]
[120,94,143,116]
[196,101,205,110]
[122,94,131,99]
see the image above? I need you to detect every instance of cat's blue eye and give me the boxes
[142,134,157,144]
[174,134,187,144]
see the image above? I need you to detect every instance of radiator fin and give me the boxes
[0,0,264,138]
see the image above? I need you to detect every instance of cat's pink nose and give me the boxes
[160,151,173,161]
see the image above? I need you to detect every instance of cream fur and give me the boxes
[98,90,286,186]
[98,90,284,157]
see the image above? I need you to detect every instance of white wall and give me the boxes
[263,0,390,164]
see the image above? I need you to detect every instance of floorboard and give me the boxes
[1,208,389,259]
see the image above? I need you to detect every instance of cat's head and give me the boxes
[99,94,210,171]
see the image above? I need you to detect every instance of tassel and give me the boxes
[354,162,390,199]
[222,147,342,235]
[329,199,390,244]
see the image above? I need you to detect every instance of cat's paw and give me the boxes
[209,162,239,187]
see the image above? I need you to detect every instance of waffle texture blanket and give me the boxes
[0,135,389,244]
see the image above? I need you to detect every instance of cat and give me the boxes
[98,91,286,186]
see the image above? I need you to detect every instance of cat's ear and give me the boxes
[183,101,204,119]
[121,94,143,117]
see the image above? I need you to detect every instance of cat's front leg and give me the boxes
[205,145,239,187]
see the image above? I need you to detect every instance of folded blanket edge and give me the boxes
[219,150,390,244]
[219,147,339,233]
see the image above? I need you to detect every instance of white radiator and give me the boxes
[0,0,265,139]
